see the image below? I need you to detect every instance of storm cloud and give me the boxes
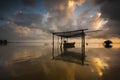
[99,0,120,37]
[100,0,120,21]
[22,0,36,7]
[0,0,120,40]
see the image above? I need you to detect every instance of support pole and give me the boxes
[81,30,85,65]
[60,37,63,53]
[57,36,59,54]
[52,33,54,59]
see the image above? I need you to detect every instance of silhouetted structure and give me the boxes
[52,29,88,59]
[51,29,101,65]
[104,40,112,48]
[0,40,8,45]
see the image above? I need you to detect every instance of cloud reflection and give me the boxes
[92,57,109,76]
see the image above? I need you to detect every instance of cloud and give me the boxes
[82,0,120,38]
[11,12,42,26]
[0,0,21,14]
[99,0,120,37]
[41,0,120,38]
[88,0,120,20]
[22,0,36,7]
[41,0,86,32]
[88,0,118,5]
[0,0,120,40]
[100,0,120,21]
[0,17,5,21]
[0,21,48,40]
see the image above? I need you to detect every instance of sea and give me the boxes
[0,42,120,80]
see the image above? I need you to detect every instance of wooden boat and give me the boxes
[64,42,75,48]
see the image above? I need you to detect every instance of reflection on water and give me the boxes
[92,57,109,76]
[0,43,120,80]
[54,51,87,65]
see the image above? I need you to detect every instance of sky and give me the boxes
[0,0,120,41]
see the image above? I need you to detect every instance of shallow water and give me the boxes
[0,43,120,80]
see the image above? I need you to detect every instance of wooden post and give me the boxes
[57,36,59,54]
[60,37,63,53]
[52,33,54,59]
[81,30,85,65]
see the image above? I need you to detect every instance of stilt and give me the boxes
[57,36,59,54]
[60,37,63,53]
[81,30,85,62]
[52,33,55,59]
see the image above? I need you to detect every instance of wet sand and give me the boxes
[0,43,120,80]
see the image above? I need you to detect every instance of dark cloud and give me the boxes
[99,0,120,37]
[22,0,36,7]
[0,0,20,11]
[105,20,120,34]
[100,0,120,21]
[89,0,120,21]
[89,0,119,5]
[0,17,4,21]
[0,0,37,17]
[89,0,106,5]
[87,0,120,38]
[0,0,22,18]
[11,12,42,26]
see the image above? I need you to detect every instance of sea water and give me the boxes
[0,43,120,80]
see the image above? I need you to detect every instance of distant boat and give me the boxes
[0,40,8,45]
[104,40,112,48]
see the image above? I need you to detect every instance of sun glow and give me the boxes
[67,0,85,14]
[92,12,108,30]
[98,12,101,17]
[68,1,75,8]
